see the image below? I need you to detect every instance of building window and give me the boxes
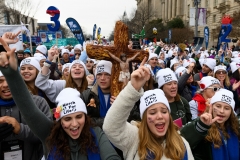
[214,0,218,6]
[206,0,209,7]
[213,15,216,23]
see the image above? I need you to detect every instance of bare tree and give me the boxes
[128,5,155,36]
[0,0,41,25]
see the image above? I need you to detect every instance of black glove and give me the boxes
[0,123,14,142]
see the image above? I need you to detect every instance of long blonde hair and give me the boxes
[205,108,240,148]
[137,111,186,160]
[214,72,231,87]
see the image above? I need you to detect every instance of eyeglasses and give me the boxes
[207,87,221,92]
[216,70,227,74]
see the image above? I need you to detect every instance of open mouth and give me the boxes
[155,123,165,132]
[70,127,80,136]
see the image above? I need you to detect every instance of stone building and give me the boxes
[135,0,240,47]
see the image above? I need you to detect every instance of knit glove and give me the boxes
[0,123,14,142]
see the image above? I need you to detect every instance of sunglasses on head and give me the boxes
[207,87,221,92]
[216,70,227,74]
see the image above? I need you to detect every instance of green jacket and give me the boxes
[181,118,212,160]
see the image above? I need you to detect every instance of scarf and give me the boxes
[47,128,101,160]
[190,85,197,98]
[0,98,15,107]
[199,71,208,80]
[146,146,188,160]
[192,94,206,116]
[153,66,161,75]
[212,129,239,160]
[98,86,111,118]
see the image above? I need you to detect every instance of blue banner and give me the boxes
[204,26,209,49]
[97,27,101,35]
[66,17,85,45]
[93,24,97,40]
[169,30,172,41]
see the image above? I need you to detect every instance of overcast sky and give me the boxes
[33,0,137,38]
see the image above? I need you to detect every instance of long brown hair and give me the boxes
[46,114,98,160]
[65,71,88,93]
[24,69,39,95]
[137,111,186,160]
[205,108,240,148]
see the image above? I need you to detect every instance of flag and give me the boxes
[140,27,145,38]
[21,21,30,36]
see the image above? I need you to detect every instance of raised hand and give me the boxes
[1,31,21,45]
[232,80,240,91]
[130,57,150,91]
[200,103,220,126]
[0,37,17,70]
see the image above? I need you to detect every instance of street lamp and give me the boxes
[194,0,201,37]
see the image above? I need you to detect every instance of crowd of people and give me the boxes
[0,30,239,160]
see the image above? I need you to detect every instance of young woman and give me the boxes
[0,37,121,160]
[189,76,221,120]
[35,47,88,103]
[85,58,95,74]
[156,68,192,125]
[61,63,71,80]
[103,58,194,160]
[20,57,41,95]
[176,65,197,102]
[181,89,240,160]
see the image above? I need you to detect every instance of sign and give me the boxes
[0,25,23,51]
[46,6,60,31]
[38,30,62,43]
[66,17,85,45]
[204,26,209,49]
[93,24,97,40]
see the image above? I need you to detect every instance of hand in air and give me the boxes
[200,103,220,126]
[131,57,150,91]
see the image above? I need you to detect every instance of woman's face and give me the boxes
[20,64,38,82]
[40,59,46,68]
[70,64,85,79]
[202,64,211,74]
[160,53,165,60]
[215,70,227,82]
[63,67,69,77]
[85,60,94,70]
[212,102,232,126]
[146,103,170,138]
[186,74,193,83]
[162,81,178,99]
[203,84,221,99]
[61,112,85,139]
[173,63,179,71]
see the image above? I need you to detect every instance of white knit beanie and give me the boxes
[36,45,47,55]
[200,58,216,70]
[199,76,220,91]
[140,89,170,119]
[95,60,112,76]
[74,44,83,51]
[210,89,235,110]
[61,49,69,56]
[34,53,46,62]
[170,58,179,68]
[148,53,158,62]
[182,59,191,68]
[54,88,87,121]
[20,57,41,71]
[214,65,227,74]
[62,63,71,73]
[175,66,187,79]
[156,68,178,88]
[69,60,87,74]
[230,62,240,73]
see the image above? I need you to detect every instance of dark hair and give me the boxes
[46,114,98,160]
[232,70,240,81]
[17,50,24,54]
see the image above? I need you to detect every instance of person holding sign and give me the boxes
[181,89,239,160]
[103,57,194,160]
[0,35,121,160]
